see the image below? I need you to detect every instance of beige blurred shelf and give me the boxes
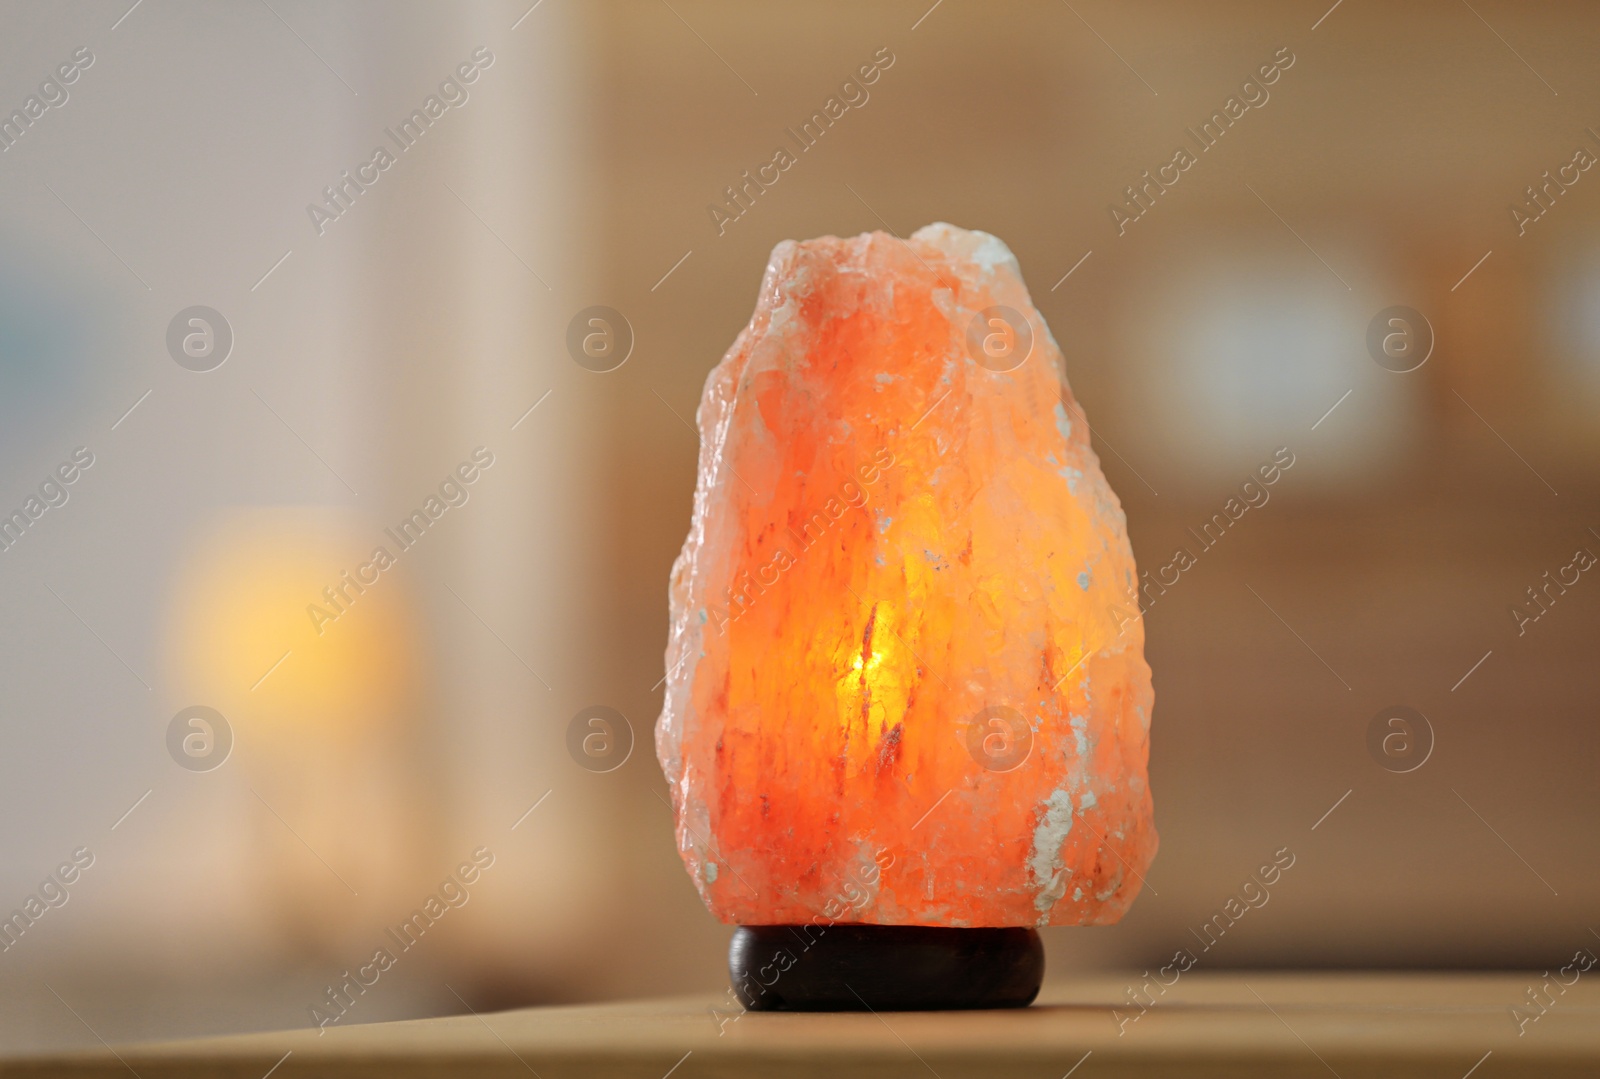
[3,972,1597,1078]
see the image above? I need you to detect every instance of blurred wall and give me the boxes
[0,0,614,1051]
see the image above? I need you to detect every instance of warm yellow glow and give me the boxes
[167,509,416,741]
[834,602,914,776]
[851,649,885,672]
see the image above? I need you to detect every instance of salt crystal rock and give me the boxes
[656,223,1155,927]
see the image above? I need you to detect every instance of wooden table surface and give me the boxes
[4,972,1597,1078]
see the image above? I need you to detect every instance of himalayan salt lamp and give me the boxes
[656,223,1155,1010]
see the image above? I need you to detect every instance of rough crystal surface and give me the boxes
[656,223,1155,927]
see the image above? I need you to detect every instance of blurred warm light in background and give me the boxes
[1117,239,1417,486]
[1548,246,1600,405]
[169,509,417,734]
[165,509,428,954]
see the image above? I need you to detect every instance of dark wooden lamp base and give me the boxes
[729,924,1044,1011]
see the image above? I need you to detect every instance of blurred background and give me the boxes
[2,0,1597,1056]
